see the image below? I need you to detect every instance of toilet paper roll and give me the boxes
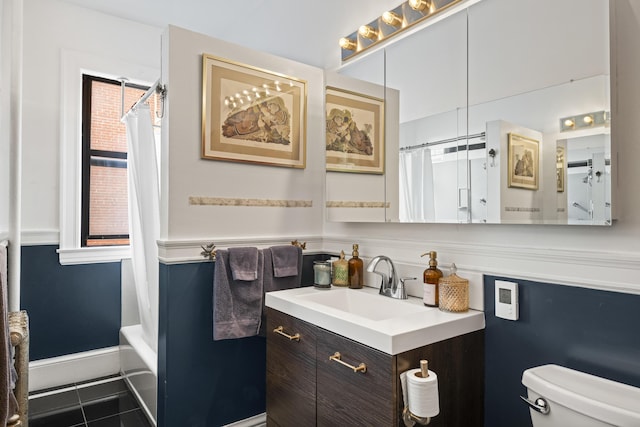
[406,368,439,418]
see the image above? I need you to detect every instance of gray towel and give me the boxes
[259,247,302,336]
[213,249,264,340]
[228,247,259,281]
[0,242,19,425]
[270,245,301,277]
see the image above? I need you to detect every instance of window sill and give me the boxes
[57,246,131,265]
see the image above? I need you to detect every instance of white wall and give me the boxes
[0,0,17,238]
[15,0,640,295]
[161,26,325,245]
[21,0,161,242]
[324,1,640,295]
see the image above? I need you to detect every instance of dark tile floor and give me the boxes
[29,375,153,427]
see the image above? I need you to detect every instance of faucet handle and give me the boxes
[397,277,417,299]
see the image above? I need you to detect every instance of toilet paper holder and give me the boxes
[402,407,431,426]
[402,360,434,426]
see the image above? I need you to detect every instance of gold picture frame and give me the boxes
[201,54,307,168]
[507,133,539,190]
[556,145,565,193]
[325,86,384,174]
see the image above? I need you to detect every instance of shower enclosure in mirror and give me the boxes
[326,0,612,225]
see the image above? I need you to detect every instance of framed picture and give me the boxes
[556,145,565,193]
[507,133,539,190]
[201,54,307,168]
[325,86,384,174]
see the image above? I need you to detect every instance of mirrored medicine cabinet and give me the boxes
[325,0,612,225]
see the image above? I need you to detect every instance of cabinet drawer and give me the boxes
[266,308,317,427]
[316,329,395,426]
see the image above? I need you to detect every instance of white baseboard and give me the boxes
[29,346,120,392]
[222,413,266,427]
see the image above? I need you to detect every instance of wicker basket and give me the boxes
[438,264,469,313]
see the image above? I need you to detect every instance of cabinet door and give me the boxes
[266,308,317,427]
[316,329,396,426]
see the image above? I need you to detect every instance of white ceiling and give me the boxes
[59,0,402,69]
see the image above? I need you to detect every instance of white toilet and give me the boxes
[521,364,640,427]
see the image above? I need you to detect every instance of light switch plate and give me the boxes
[495,280,518,320]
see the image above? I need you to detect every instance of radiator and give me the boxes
[7,311,28,427]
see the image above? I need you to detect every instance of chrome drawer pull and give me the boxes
[520,396,550,415]
[273,326,300,341]
[329,352,367,373]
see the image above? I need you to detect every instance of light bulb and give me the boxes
[409,0,430,12]
[339,37,357,50]
[382,11,402,27]
[358,25,378,40]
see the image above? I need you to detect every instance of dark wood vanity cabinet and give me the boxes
[266,307,484,427]
[266,308,317,427]
[316,328,395,426]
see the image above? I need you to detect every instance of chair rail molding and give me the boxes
[157,235,324,264]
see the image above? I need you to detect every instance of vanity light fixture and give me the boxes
[382,11,403,27]
[358,25,379,40]
[560,110,609,132]
[408,0,431,12]
[339,0,462,62]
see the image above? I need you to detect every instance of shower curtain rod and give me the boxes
[120,79,167,119]
[400,132,485,152]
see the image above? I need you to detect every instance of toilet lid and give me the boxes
[522,364,640,427]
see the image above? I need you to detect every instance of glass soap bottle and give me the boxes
[332,250,349,287]
[348,244,363,289]
[421,251,443,307]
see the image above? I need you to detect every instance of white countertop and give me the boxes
[265,285,485,355]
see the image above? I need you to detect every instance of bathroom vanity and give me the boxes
[265,287,485,426]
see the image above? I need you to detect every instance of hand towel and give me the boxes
[259,246,302,336]
[270,245,301,277]
[213,249,264,341]
[228,247,259,281]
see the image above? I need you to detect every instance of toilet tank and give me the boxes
[522,364,640,427]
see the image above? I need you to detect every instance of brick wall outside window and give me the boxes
[83,76,159,247]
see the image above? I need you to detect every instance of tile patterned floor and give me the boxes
[29,376,153,427]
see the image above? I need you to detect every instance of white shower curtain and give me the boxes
[399,148,435,222]
[123,104,160,353]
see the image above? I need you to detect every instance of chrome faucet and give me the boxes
[366,255,414,299]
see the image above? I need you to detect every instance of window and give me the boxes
[59,50,158,265]
[80,75,148,247]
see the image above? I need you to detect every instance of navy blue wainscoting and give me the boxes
[20,245,121,360]
[483,275,640,427]
[158,261,266,427]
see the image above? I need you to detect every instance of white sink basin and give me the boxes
[265,286,485,355]
[299,288,426,321]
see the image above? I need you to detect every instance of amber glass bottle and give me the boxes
[422,251,443,307]
[348,244,364,289]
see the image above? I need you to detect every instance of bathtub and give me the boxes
[120,324,157,426]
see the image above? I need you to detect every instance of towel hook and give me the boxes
[291,240,306,250]
[201,243,217,261]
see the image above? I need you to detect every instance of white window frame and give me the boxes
[58,49,157,265]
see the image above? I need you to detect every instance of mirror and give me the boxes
[326,0,611,225]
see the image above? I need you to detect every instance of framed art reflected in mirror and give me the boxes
[325,86,384,174]
[507,133,539,191]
